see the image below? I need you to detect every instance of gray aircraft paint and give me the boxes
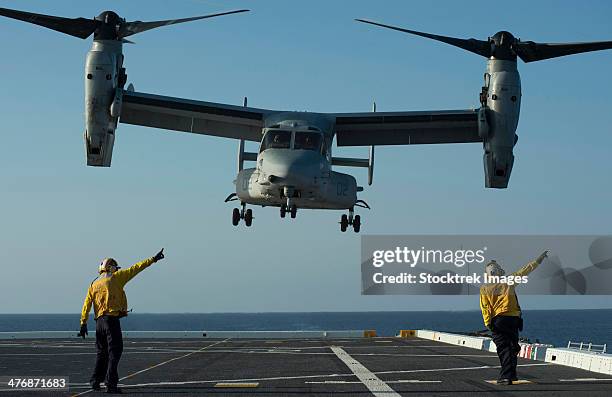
[482,58,521,188]
[84,40,124,166]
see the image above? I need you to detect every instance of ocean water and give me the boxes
[1,310,610,348]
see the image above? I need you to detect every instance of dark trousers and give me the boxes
[491,315,521,381]
[91,316,123,387]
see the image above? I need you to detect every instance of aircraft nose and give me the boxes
[261,150,321,184]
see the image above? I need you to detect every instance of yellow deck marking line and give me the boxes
[214,382,259,388]
[71,338,229,397]
[485,379,533,385]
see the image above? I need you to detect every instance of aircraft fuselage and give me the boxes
[235,118,359,210]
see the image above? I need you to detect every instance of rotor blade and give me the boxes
[0,7,98,39]
[356,19,492,58]
[119,9,250,38]
[515,40,612,63]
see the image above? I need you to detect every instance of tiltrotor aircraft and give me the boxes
[2,8,612,233]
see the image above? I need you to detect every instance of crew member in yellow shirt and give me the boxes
[79,248,165,394]
[480,250,548,385]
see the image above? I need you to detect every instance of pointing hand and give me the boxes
[154,248,165,262]
[536,250,549,264]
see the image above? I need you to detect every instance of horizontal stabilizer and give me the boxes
[332,157,369,167]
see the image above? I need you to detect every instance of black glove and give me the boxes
[536,250,549,264]
[153,248,165,262]
[78,324,88,339]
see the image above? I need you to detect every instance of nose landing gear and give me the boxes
[280,204,297,219]
[232,202,253,227]
[340,208,361,233]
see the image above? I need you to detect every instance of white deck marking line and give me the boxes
[0,343,177,350]
[306,380,441,384]
[375,362,550,376]
[305,381,363,384]
[79,346,496,356]
[393,380,441,383]
[559,378,612,382]
[65,362,552,391]
[71,338,229,397]
[347,345,468,348]
[68,374,356,390]
[485,379,533,385]
[330,346,401,397]
[214,382,259,388]
[0,349,496,358]
[352,353,496,357]
[0,343,464,350]
[119,338,230,381]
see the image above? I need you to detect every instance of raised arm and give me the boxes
[512,251,548,277]
[113,249,165,286]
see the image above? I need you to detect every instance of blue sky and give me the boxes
[0,0,611,313]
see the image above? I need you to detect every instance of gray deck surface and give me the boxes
[1,337,611,396]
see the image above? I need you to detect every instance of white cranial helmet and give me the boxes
[485,260,505,277]
[98,258,120,274]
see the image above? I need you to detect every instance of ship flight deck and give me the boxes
[0,331,611,396]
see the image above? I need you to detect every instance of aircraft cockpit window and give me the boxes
[294,131,322,151]
[260,130,291,152]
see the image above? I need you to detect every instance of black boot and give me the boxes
[89,380,101,391]
[106,386,122,394]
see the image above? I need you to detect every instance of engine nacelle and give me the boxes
[484,147,514,188]
[481,59,521,188]
[84,40,124,167]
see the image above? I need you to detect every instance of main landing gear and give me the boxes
[340,208,361,233]
[232,202,253,227]
[339,201,370,233]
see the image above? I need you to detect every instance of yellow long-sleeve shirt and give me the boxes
[80,257,155,325]
[479,260,540,327]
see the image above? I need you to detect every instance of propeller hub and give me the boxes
[490,31,517,60]
[94,11,124,40]
[96,11,121,24]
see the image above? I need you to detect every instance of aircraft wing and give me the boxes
[120,91,272,142]
[333,109,481,146]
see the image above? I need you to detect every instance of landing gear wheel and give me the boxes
[340,214,348,232]
[353,215,361,233]
[280,205,287,218]
[290,205,297,219]
[232,208,240,226]
[244,209,253,227]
